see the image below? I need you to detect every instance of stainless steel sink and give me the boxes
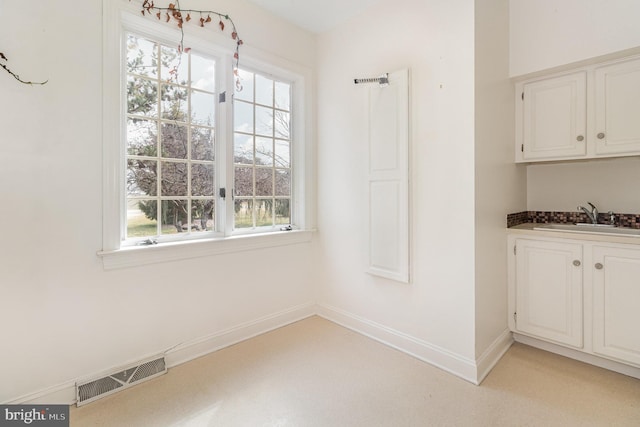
[533,223,640,237]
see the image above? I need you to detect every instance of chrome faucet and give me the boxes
[578,202,599,224]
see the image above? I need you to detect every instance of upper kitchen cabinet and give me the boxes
[515,55,640,163]
[594,58,640,155]
[517,72,587,161]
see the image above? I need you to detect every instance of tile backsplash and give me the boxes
[507,211,640,228]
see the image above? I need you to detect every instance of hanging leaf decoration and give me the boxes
[0,52,47,85]
[130,0,244,90]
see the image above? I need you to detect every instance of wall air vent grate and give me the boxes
[76,356,166,406]
[130,357,166,383]
[77,377,122,403]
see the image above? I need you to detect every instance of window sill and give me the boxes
[97,229,314,270]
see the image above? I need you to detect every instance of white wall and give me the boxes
[474,0,524,359]
[316,0,478,366]
[510,1,640,216]
[510,0,640,76]
[0,0,316,403]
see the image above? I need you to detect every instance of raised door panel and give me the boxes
[515,239,583,348]
[365,69,410,283]
[594,57,640,155]
[592,245,640,366]
[521,72,587,161]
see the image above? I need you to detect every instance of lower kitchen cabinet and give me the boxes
[513,238,583,348]
[508,233,640,370]
[592,245,640,366]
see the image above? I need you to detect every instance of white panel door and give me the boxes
[594,57,640,155]
[366,69,410,283]
[515,239,583,348]
[521,72,587,161]
[592,245,640,366]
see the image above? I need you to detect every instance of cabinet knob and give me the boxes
[597,132,605,139]
[576,135,584,142]
[573,260,581,267]
[595,263,604,270]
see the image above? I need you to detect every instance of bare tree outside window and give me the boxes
[233,69,292,229]
[125,33,216,239]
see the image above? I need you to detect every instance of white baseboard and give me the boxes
[5,380,78,406]
[475,329,514,384]
[5,303,316,405]
[14,305,639,407]
[513,333,640,380]
[8,303,516,405]
[164,303,316,368]
[316,304,482,384]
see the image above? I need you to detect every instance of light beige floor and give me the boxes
[71,316,640,426]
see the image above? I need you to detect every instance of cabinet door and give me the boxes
[521,72,587,161]
[592,245,640,366]
[515,239,583,348]
[594,58,640,155]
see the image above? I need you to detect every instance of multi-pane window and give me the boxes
[233,69,292,229]
[101,7,309,265]
[125,33,217,240]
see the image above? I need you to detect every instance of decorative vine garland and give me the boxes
[2,1,242,88]
[134,0,244,90]
[0,52,47,85]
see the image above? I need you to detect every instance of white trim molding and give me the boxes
[164,303,316,368]
[7,304,515,405]
[475,329,514,384]
[98,229,313,270]
[316,304,483,384]
[514,333,640,380]
[5,304,316,405]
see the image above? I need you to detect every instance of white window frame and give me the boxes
[99,1,314,269]
[124,31,223,244]
[229,65,296,235]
